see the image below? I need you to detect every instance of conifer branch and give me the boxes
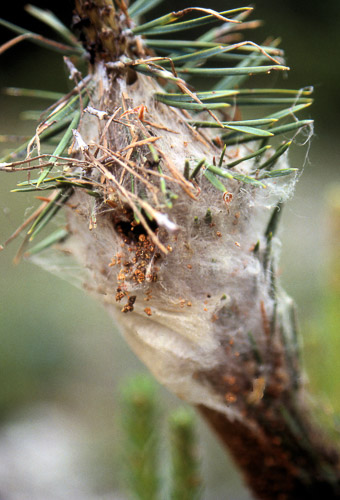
[1,2,339,499]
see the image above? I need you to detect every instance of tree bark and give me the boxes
[199,401,340,500]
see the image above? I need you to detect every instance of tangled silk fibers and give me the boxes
[35,64,300,423]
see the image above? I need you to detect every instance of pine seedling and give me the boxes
[120,376,160,500]
[169,408,202,500]
[120,376,203,500]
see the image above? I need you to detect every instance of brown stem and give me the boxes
[198,397,340,500]
[73,0,129,62]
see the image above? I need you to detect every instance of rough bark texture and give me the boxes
[199,404,340,500]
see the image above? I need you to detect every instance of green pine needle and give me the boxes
[25,227,69,256]
[120,376,160,500]
[0,17,83,55]
[28,188,72,241]
[177,64,289,77]
[169,408,202,500]
[36,109,82,186]
[128,0,163,18]
[132,8,251,35]
[25,4,80,47]
[258,141,292,170]
[3,87,64,100]
[204,169,228,192]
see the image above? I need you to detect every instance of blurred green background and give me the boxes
[0,1,339,499]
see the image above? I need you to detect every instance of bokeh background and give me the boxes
[0,1,339,499]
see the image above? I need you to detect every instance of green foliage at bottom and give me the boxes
[121,376,160,500]
[120,376,202,500]
[169,408,202,500]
